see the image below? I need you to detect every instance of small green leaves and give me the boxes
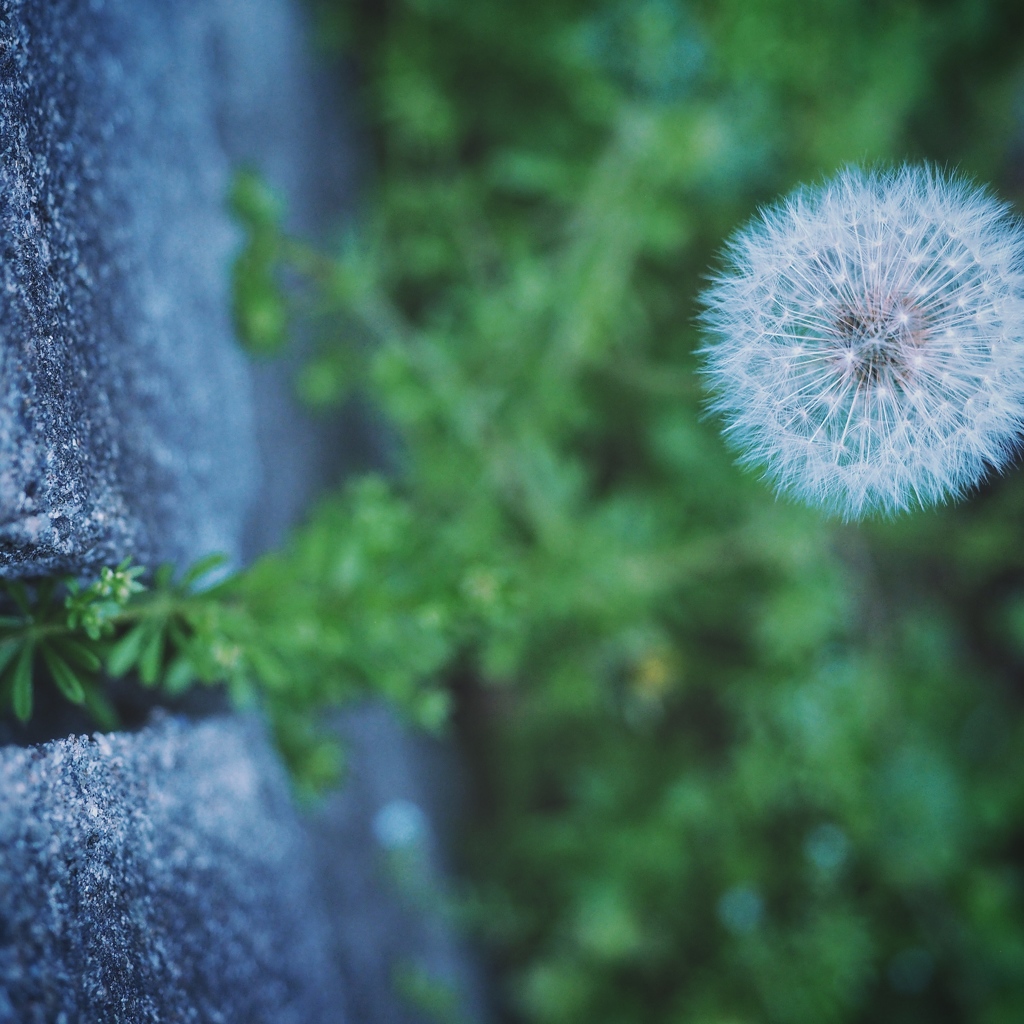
[11,644,33,722]
[66,558,146,640]
[179,552,228,590]
[0,557,237,726]
[0,638,19,678]
[106,622,166,687]
[56,639,102,673]
[230,170,289,356]
[1,570,109,720]
[41,648,85,705]
[230,169,284,227]
[138,629,165,687]
[0,523,453,793]
[164,656,195,696]
[107,625,149,679]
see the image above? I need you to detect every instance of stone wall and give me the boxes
[0,1,483,1019]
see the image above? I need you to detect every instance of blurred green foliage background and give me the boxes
[258,0,1024,1019]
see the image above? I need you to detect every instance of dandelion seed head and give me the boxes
[699,165,1024,518]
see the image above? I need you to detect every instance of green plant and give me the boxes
[7,1,1024,1020]
[296,2,1024,1021]
[0,561,146,725]
[0,508,454,795]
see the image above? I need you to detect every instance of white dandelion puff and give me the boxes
[699,165,1024,518]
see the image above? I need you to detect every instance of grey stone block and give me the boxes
[0,0,258,576]
[0,0,360,579]
[0,713,346,1023]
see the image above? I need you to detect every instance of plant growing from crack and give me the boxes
[0,556,249,726]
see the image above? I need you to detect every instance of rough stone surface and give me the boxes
[0,714,346,1023]
[0,0,356,578]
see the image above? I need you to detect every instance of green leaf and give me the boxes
[42,648,85,704]
[247,646,289,690]
[164,656,195,695]
[138,629,165,687]
[107,626,148,678]
[237,286,288,355]
[55,639,102,673]
[181,553,229,590]
[0,639,21,677]
[230,169,285,228]
[12,644,33,721]
[167,619,190,649]
[415,688,452,734]
[154,563,175,588]
[228,672,256,709]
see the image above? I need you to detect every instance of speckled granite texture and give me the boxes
[0,0,354,578]
[0,714,346,1023]
[0,0,253,574]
